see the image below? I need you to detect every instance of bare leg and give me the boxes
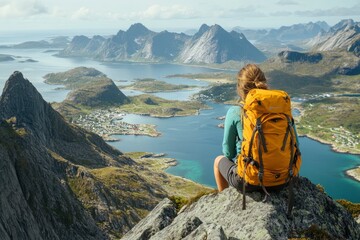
[214,156,229,191]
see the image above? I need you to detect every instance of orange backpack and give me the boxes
[238,89,302,215]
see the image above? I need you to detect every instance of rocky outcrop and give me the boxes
[124,177,360,239]
[122,198,177,239]
[278,50,323,63]
[59,23,266,64]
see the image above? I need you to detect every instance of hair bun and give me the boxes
[254,81,267,89]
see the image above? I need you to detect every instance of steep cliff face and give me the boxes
[0,72,170,239]
[0,71,125,166]
[0,120,106,240]
[123,177,360,240]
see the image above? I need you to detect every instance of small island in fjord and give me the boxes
[45,67,209,140]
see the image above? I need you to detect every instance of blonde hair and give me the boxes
[237,64,268,100]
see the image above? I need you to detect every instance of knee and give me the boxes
[214,155,225,169]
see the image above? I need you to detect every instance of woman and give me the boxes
[213,63,269,191]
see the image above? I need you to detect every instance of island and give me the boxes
[46,67,210,140]
[121,78,196,93]
[0,54,15,62]
[347,167,360,183]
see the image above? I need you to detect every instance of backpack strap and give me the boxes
[285,115,296,218]
[242,157,251,210]
[256,118,270,202]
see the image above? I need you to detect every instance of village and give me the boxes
[71,108,160,141]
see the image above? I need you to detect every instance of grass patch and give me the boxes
[336,199,360,218]
[296,224,331,240]
[297,97,360,153]
[169,190,217,212]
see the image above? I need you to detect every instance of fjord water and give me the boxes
[1,44,360,202]
[110,105,360,202]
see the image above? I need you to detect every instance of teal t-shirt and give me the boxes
[222,106,242,160]
[221,105,300,161]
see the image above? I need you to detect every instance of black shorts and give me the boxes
[218,156,260,192]
[218,157,286,192]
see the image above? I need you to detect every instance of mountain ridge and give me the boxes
[59,23,266,64]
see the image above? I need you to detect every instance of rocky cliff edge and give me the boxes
[123,177,360,240]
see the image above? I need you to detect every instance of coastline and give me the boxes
[301,133,360,155]
[345,166,360,183]
[301,133,360,183]
[125,152,214,198]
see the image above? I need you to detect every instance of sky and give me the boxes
[1,0,360,34]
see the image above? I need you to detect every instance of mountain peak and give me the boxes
[332,19,355,32]
[1,71,46,122]
[126,23,151,36]
[199,23,210,32]
[193,24,210,39]
[209,24,225,33]
[0,71,126,166]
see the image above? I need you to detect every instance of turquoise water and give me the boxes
[109,103,360,203]
[1,44,359,202]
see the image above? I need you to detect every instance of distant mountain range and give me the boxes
[59,23,267,64]
[309,19,360,56]
[233,21,330,43]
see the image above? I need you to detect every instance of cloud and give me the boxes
[126,4,199,20]
[276,0,298,5]
[295,4,360,17]
[217,6,266,18]
[0,0,47,18]
[270,11,293,17]
[71,7,92,20]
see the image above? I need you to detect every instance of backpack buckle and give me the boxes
[243,156,252,164]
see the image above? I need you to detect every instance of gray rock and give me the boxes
[183,223,227,240]
[122,198,177,240]
[150,216,202,239]
[128,177,360,240]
